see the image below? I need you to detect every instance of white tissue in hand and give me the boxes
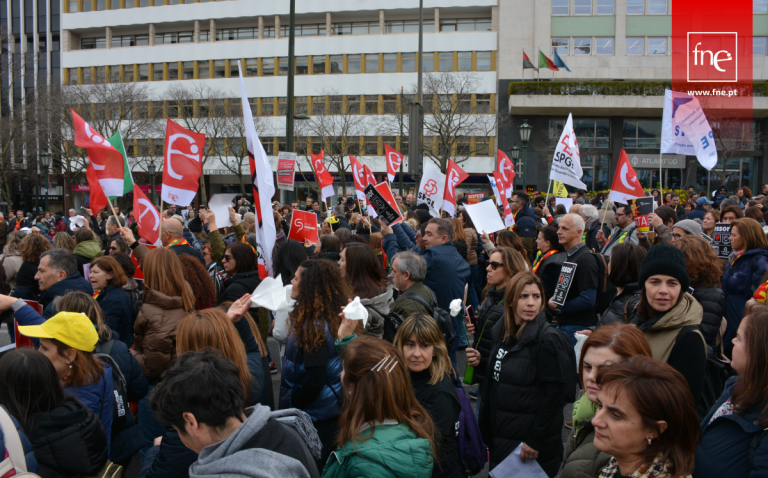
[250,275,286,311]
[275,285,295,312]
[343,296,369,328]
[449,299,463,317]
[69,216,86,232]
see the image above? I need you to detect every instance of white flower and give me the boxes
[449,299,463,317]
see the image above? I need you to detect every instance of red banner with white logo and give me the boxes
[607,150,645,205]
[349,155,368,203]
[496,150,515,198]
[71,110,125,197]
[162,119,205,206]
[493,171,514,227]
[442,159,469,216]
[310,150,335,202]
[131,245,158,281]
[384,145,404,183]
[86,163,108,214]
[287,209,319,244]
[133,184,161,246]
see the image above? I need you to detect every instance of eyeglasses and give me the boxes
[489,261,504,271]
[222,254,233,262]
[672,233,685,239]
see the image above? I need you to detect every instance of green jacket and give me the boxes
[73,240,102,260]
[321,422,433,478]
[561,396,611,478]
[390,282,433,321]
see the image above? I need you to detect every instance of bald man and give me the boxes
[568,204,582,215]
[159,216,205,265]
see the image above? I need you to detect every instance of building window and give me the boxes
[552,38,568,56]
[347,54,361,73]
[402,52,416,72]
[552,0,568,14]
[623,120,661,148]
[312,96,326,115]
[199,30,210,42]
[109,66,120,83]
[457,51,472,71]
[295,23,326,36]
[476,94,491,113]
[581,155,611,191]
[364,137,378,155]
[81,37,106,49]
[295,96,308,115]
[260,137,274,155]
[332,21,379,35]
[574,38,592,55]
[182,61,194,79]
[263,26,275,38]
[383,53,397,72]
[295,56,308,75]
[330,95,343,114]
[365,95,378,114]
[477,51,492,71]
[261,98,274,116]
[627,0,644,14]
[386,19,435,33]
[649,0,667,14]
[313,56,326,74]
[123,66,134,82]
[649,37,667,55]
[152,63,163,81]
[212,60,225,78]
[626,37,644,55]
[138,64,148,82]
[597,0,614,14]
[278,57,288,76]
[262,58,275,76]
[574,119,611,147]
[475,137,490,156]
[596,38,614,55]
[383,95,397,114]
[365,54,379,73]
[422,52,435,72]
[229,60,239,78]
[438,52,453,71]
[168,63,179,80]
[754,37,768,55]
[329,55,342,73]
[347,95,360,114]
[575,0,592,14]
[439,18,492,32]
[277,97,287,116]
[756,0,768,13]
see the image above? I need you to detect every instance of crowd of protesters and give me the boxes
[0,184,766,478]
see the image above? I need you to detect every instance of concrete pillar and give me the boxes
[275,15,280,39]
[434,8,439,32]
[491,6,499,31]
[326,12,331,37]
[379,10,384,34]
[105,26,112,49]
[615,0,627,57]
[258,16,264,39]
[148,24,155,46]
[210,19,216,42]
[194,20,200,43]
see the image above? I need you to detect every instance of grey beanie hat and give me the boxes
[673,219,702,238]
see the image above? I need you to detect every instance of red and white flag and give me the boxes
[384,145,404,183]
[442,159,469,216]
[72,110,125,197]
[349,155,368,203]
[86,163,108,214]
[493,171,515,227]
[287,209,319,244]
[607,150,645,205]
[497,150,516,198]
[310,150,334,202]
[162,119,205,206]
[132,184,161,246]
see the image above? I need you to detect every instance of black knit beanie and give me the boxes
[637,244,690,293]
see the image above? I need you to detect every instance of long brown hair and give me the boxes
[579,323,651,388]
[20,232,52,262]
[676,235,723,288]
[337,335,435,454]
[451,218,466,242]
[176,309,255,404]
[90,256,128,287]
[143,247,195,313]
[496,230,530,265]
[178,255,216,309]
[289,259,348,353]
[731,304,768,425]
[217,302,268,358]
[732,218,768,251]
[597,356,701,478]
[51,339,105,388]
[393,314,454,385]
[484,247,529,297]
[342,243,388,299]
[502,272,545,341]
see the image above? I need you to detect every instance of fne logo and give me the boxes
[687,32,737,82]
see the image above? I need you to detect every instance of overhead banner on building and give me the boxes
[277,152,296,191]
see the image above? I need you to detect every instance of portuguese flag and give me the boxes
[538,50,559,71]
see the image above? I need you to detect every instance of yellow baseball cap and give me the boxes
[18,312,99,352]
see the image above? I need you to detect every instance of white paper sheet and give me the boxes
[250,275,287,311]
[69,215,86,232]
[490,443,549,478]
[555,197,574,210]
[464,200,506,236]
[208,194,238,228]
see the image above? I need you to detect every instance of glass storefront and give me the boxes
[695,157,755,194]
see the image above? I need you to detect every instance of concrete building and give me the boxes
[61,0,503,206]
[498,0,768,196]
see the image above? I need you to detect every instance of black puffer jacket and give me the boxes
[598,283,642,327]
[472,287,506,384]
[218,269,262,308]
[478,312,565,476]
[691,285,725,349]
[25,397,108,478]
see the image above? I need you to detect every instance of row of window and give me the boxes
[67,0,219,12]
[551,36,667,56]
[78,18,492,50]
[71,94,495,122]
[64,51,495,85]
[552,0,667,15]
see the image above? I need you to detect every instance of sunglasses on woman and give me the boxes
[222,254,233,262]
[489,261,504,270]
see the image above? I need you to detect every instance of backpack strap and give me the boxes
[623,294,639,324]
[399,293,435,315]
[0,407,28,474]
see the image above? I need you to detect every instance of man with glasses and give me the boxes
[509,191,538,262]
[596,204,639,257]
[642,206,679,248]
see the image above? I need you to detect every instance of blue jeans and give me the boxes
[556,324,584,347]
[467,265,480,313]
[139,384,165,460]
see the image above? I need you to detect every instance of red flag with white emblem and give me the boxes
[442,159,469,216]
[493,171,515,227]
[607,150,645,205]
[162,119,205,206]
[72,109,125,197]
[132,184,161,246]
[384,145,404,183]
[497,150,516,198]
[86,163,108,214]
[310,150,334,202]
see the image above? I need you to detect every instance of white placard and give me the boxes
[208,194,238,228]
[464,200,506,235]
[555,198,573,210]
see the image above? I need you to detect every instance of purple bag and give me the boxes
[454,386,488,475]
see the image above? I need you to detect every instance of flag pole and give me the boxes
[659,153,663,193]
[106,197,118,219]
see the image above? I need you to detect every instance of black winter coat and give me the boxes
[218,269,263,323]
[691,285,725,349]
[12,260,41,301]
[97,285,134,348]
[479,312,565,477]
[472,287,506,384]
[535,251,566,322]
[25,398,109,478]
[598,283,642,326]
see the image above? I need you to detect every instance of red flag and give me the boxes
[349,155,368,203]
[287,209,319,244]
[86,163,108,214]
[442,159,469,216]
[131,245,157,281]
[72,109,125,197]
[310,150,334,201]
[497,150,516,197]
[384,145,404,183]
[607,150,646,205]
[362,165,379,218]
[493,171,514,227]
[162,119,205,206]
[132,184,161,246]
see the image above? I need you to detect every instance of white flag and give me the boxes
[550,114,587,190]
[661,90,717,171]
[417,162,445,218]
[487,174,503,207]
[237,61,276,276]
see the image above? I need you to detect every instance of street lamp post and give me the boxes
[509,143,520,191]
[40,149,51,213]
[519,119,532,192]
[148,162,156,206]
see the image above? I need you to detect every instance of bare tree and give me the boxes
[217,112,274,196]
[706,110,761,192]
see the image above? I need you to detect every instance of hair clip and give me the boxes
[371,354,399,373]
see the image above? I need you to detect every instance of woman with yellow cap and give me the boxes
[18,310,114,456]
